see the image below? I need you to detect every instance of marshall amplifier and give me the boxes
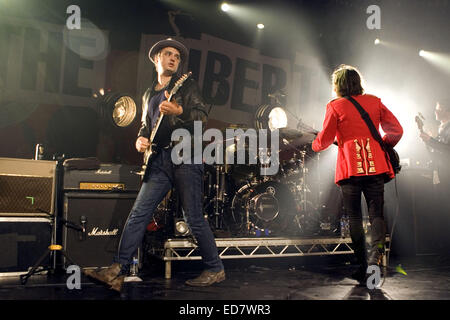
[0,158,57,216]
[0,217,52,274]
[63,162,142,192]
[62,192,137,268]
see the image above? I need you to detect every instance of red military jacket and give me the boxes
[312,94,403,185]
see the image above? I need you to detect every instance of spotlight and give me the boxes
[221,2,230,12]
[418,50,450,74]
[255,105,288,130]
[374,38,380,45]
[96,92,137,128]
[174,218,190,237]
[257,23,265,30]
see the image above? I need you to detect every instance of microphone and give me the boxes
[80,216,87,241]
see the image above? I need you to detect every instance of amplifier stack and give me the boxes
[0,157,142,274]
[61,160,141,268]
[0,158,57,274]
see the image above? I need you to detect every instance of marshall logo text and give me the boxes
[88,227,119,236]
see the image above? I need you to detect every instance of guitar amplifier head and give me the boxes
[63,163,142,192]
[0,158,57,216]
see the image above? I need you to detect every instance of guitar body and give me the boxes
[142,117,171,170]
[142,144,154,171]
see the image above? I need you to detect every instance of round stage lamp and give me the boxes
[97,92,137,128]
[255,105,288,130]
[111,96,137,127]
[175,219,190,236]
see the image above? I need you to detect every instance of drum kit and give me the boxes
[200,125,324,237]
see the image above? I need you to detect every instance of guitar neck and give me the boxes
[149,72,191,144]
[150,92,175,142]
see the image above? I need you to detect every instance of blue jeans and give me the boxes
[114,149,224,272]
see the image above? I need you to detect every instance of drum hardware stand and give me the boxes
[212,164,226,230]
[245,205,252,234]
[299,149,309,213]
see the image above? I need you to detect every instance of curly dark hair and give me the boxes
[332,64,365,97]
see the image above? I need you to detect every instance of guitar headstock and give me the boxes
[415,112,425,132]
[170,71,192,96]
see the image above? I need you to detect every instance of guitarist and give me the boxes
[311,65,403,285]
[85,38,224,291]
[419,99,450,252]
[419,99,450,179]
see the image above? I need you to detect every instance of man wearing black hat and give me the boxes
[85,38,225,292]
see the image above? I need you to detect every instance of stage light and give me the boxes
[418,50,450,74]
[255,105,288,130]
[175,219,190,236]
[374,38,380,45]
[221,2,230,12]
[257,23,265,29]
[96,92,137,128]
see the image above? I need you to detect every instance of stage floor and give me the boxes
[0,253,449,301]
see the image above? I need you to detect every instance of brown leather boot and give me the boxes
[84,263,122,286]
[109,275,125,292]
[368,247,385,267]
[185,270,225,287]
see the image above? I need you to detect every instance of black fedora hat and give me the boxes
[148,37,189,64]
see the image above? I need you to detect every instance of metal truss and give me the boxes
[155,236,390,279]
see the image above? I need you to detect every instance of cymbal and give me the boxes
[279,128,316,146]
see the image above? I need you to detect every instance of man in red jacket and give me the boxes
[312,64,403,284]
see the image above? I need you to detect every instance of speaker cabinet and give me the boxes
[62,192,137,268]
[0,217,52,274]
[0,158,57,217]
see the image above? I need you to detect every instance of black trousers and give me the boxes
[340,174,386,267]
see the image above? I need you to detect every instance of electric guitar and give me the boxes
[142,72,192,170]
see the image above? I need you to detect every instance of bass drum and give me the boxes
[230,180,298,236]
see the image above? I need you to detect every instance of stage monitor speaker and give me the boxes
[0,158,57,217]
[62,192,137,268]
[0,217,52,274]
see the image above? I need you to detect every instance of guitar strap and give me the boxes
[344,96,387,151]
